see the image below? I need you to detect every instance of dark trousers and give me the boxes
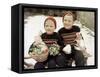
[67,46,85,66]
[34,52,67,69]
[34,48,85,69]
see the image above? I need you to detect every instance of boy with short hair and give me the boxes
[58,11,86,66]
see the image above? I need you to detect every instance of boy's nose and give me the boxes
[64,22,69,25]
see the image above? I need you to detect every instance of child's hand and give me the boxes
[74,32,81,45]
[75,32,81,40]
[74,39,86,51]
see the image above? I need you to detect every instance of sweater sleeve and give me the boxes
[73,25,80,32]
[57,33,65,51]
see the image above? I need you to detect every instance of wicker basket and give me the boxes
[28,42,49,62]
[29,49,49,62]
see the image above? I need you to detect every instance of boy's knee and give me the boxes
[34,62,45,69]
[56,54,67,67]
[48,59,56,68]
[75,50,84,59]
[74,50,85,66]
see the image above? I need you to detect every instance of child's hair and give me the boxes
[62,11,76,21]
[44,16,57,29]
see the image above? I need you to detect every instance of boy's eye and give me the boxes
[45,25,49,27]
[64,20,71,22]
[45,25,53,28]
[64,19,67,21]
[50,25,53,27]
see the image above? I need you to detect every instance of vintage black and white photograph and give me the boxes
[24,7,97,70]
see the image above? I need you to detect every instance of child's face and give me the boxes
[44,19,55,34]
[63,15,74,29]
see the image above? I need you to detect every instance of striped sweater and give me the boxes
[58,26,80,46]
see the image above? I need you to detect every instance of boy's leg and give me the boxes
[56,52,71,67]
[34,62,45,69]
[73,50,85,66]
[47,58,56,68]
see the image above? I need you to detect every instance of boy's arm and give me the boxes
[76,32,81,40]
[57,33,65,51]
[74,26,81,42]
